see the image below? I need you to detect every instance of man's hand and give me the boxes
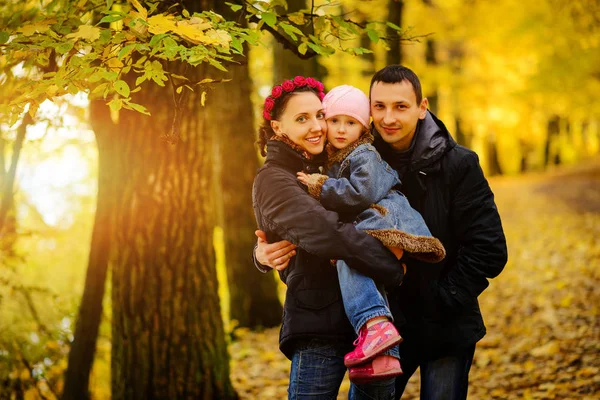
[255,230,297,271]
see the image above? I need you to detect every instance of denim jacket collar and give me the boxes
[326,131,375,168]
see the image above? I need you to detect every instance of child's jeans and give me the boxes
[337,259,400,359]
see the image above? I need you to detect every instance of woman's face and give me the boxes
[270,92,327,155]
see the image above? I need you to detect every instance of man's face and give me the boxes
[370,80,428,151]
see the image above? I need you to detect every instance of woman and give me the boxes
[252,76,404,399]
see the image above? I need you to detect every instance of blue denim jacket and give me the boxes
[307,133,445,262]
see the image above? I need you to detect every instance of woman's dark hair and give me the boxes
[369,65,423,105]
[257,85,322,157]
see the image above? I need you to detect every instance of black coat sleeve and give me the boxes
[254,168,404,286]
[438,152,508,311]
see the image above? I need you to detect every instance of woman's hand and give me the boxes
[255,230,297,271]
[296,171,310,186]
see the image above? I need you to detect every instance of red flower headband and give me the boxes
[263,76,325,121]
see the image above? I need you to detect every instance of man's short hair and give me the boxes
[370,65,423,104]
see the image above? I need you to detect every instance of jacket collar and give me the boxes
[264,138,325,173]
[373,111,456,172]
[326,131,374,168]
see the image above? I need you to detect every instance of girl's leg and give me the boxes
[337,259,391,334]
[288,339,347,400]
[338,261,402,370]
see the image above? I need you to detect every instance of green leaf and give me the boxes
[102,70,118,81]
[118,44,136,59]
[208,58,228,72]
[226,2,243,12]
[367,29,379,44]
[114,80,130,97]
[262,12,277,28]
[90,82,108,97]
[306,42,323,55]
[126,101,151,115]
[280,22,304,41]
[230,37,243,54]
[55,41,74,54]
[135,75,147,86]
[386,21,402,31]
[107,0,114,9]
[149,33,167,47]
[0,32,9,44]
[108,98,122,111]
[182,9,190,18]
[98,14,124,24]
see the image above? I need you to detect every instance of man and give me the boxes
[255,65,508,399]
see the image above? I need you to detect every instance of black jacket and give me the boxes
[252,140,404,359]
[375,111,508,360]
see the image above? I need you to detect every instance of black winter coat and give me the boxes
[252,140,404,359]
[374,111,508,360]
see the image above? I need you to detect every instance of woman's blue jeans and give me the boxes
[289,339,395,399]
[337,260,399,359]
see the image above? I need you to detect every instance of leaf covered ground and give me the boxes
[229,159,600,399]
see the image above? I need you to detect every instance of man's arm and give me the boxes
[254,169,404,285]
[438,152,508,311]
[253,230,296,272]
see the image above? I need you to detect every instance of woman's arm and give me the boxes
[254,168,404,285]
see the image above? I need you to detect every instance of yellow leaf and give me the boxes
[148,14,178,35]
[205,29,231,48]
[288,12,306,25]
[530,341,560,357]
[559,293,573,307]
[189,16,213,31]
[173,23,215,45]
[129,0,147,19]
[201,91,207,106]
[18,19,55,36]
[67,25,101,42]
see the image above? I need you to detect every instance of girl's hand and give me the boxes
[296,171,310,185]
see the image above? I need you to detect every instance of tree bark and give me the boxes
[104,60,236,399]
[386,0,404,65]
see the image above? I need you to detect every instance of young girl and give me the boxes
[252,77,403,398]
[297,85,446,383]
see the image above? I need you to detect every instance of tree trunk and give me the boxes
[544,116,561,167]
[214,5,283,330]
[104,59,236,399]
[63,102,116,400]
[487,137,502,176]
[386,0,404,65]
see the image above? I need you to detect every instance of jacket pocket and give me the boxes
[288,275,340,310]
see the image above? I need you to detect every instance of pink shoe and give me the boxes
[344,320,402,367]
[349,355,403,384]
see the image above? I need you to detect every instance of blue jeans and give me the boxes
[289,339,395,400]
[337,260,399,359]
[394,345,476,400]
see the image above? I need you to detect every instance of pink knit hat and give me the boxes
[322,85,370,128]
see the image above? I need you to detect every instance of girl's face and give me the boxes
[326,115,365,150]
[271,92,327,155]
